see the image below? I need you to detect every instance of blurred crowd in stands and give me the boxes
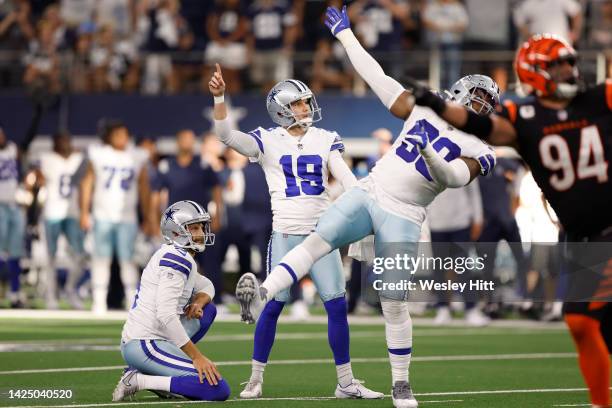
[0,0,611,96]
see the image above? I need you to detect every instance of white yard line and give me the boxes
[0,309,567,328]
[0,329,567,353]
[0,397,464,408]
[0,352,577,375]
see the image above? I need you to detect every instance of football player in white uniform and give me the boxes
[235,6,500,408]
[35,132,86,309]
[112,200,230,402]
[209,64,383,400]
[0,127,26,308]
[79,120,151,314]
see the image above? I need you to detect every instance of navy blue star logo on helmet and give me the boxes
[164,207,178,222]
[268,88,281,103]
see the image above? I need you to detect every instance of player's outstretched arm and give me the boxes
[404,78,518,146]
[325,6,411,119]
[209,63,263,159]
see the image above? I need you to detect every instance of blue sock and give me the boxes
[8,258,21,293]
[252,299,285,363]
[190,303,217,344]
[169,376,230,401]
[324,296,350,365]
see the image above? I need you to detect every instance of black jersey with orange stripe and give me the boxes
[498,80,612,239]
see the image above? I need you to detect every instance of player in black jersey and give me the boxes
[403,33,611,408]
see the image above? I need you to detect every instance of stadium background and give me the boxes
[0,0,610,407]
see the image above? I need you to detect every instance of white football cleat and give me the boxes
[465,308,491,327]
[290,300,310,321]
[335,379,384,399]
[236,273,266,324]
[434,306,452,326]
[239,381,262,399]
[392,381,418,408]
[112,369,140,402]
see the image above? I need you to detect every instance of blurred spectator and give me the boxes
[94,0,135,39]
[246,0,298,91]
[169,17,200,92]
[476,157,528,312]
[241,161,272,279]
[513,0,582,45]
[587,0,612,77]
[139,0,181,94]
[201,130,225,172]
[60,0,95,28]
[349,0,410,77]
[205,0,249,94]
[90,24,140,92]
[218,147,251,275]
[66,23,94,92]
[0,0,34,86]
[23,19,60,94]
[427,182,489,327]
[515,171,562,320]
[0,0,34,47]
[423,0,469,89]
[463,0,511,91]
[41,4,68,49]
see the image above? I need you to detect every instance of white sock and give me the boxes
[119,260,139,309]
[336,362,354,388]
[381,299,412,384]
[249,360,266,383]
[136,373,171,391]
[45,259,57,303]
[91,257,111,312]
[261,233,330,300]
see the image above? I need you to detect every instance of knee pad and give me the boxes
[381,299,410,324]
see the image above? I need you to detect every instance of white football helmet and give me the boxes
[266,79,322,129]
[160,200,215,253]
[445,74,500,115]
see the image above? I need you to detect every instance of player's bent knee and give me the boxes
[208,379,231,401]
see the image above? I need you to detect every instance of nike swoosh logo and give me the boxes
[342,389,362,397]
[331,20,342,33]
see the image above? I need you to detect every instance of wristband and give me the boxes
[214,94,224,104]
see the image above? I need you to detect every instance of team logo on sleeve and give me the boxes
[519,105,535,119]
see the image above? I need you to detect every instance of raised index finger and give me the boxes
[215,63,222,75]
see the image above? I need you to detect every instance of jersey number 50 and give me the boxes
[279,155,324,197]
[539,125,608,191]
[396,119,461,181]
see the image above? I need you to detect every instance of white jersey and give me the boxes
[0,142,18,204]
[88,144,148,223]
[39,151,83,220]
[250,125,345,234]
[121,244,214,346]
[369,105,493,225]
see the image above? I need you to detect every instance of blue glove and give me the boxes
[405,125,429,150]
[478,151,496,176]
[324,6,351,37]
